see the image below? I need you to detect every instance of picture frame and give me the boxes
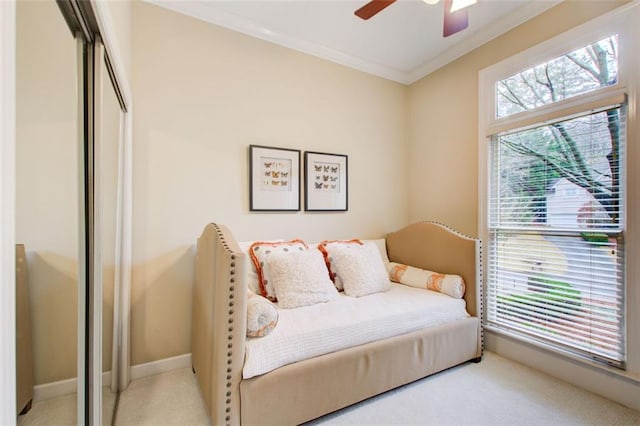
[304,151,348,212]
[249,145,301,211]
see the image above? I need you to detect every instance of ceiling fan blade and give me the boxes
[443,0,469,37]
[354,0,397,20]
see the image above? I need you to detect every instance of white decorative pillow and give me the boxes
[266,249,338,309]
[389,262,466,299]
[317,239,364,290]
[249,240,308,301]
[246,291,279,338]
[329,243,390,297]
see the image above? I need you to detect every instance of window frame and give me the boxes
[478,2,640,376]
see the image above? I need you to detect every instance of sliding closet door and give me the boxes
[13,1,129,424]
[15,1,85,422]
[73,2,130,421]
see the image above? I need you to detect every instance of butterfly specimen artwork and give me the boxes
[249,145,300,211]
[304,151,348,212]
[260,159,290,190]
[308,161,340,193]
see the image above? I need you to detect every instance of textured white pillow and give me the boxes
[249,240,308,301]
[246,291,279,338]
[266,249,338,309]
[329,243,390,297]
[317,239,364,291]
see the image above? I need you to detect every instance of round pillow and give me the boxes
[246,291,279,338]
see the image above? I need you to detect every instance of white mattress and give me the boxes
[243,283,469,379]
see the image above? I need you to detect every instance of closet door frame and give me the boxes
[0,1,17,422]
[78,1,133,421]
[79,3,132,423]
[88,0,133,393]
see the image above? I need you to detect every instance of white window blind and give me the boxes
[486,106,626,366]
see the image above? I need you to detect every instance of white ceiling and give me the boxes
[149,0,562,85]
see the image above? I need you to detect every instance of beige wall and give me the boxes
[407,1,628,237]
[130,2,409,365]
[16,0,79,385]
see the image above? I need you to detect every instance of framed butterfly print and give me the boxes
[304,151,348,212]
[249,145,301,211]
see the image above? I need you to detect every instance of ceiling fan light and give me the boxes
[450,0,476,13]
[422,0,440,5]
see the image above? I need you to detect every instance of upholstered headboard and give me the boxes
[386,221,482,318]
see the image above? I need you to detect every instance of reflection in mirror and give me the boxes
[100,55,123,426]
[15,0,81,423]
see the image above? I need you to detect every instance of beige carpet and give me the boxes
[306,352,640,425]
[115,367,209,425]
[17,353,639,425]
[112,352,640,426]
[17,393,76,426]
[17,387,117,426]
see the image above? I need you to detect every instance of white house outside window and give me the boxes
[479,17,636,369]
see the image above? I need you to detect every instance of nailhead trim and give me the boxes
[478,238,485,354]
[423,220,476,241]
[212,223,240,426]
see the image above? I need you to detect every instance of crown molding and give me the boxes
[150,0,411,83]
[149,0,562,86]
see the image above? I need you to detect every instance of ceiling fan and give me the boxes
[354,0,477,37]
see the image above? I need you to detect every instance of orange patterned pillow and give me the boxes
[388,262,466,299]
[249,240,308,301]
[317,239,364,290]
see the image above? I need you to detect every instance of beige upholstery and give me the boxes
[16,244,34,415]
[192,221,482,426]
[386,221,481,317]
[192,224,247,426]
[386,221,483,357]
[240,318,479,425]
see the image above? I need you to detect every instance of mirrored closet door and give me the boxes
[15,0,83,423]
[15,1,129,424]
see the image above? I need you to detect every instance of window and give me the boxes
[496,36,619,118]
[481,30,630,367]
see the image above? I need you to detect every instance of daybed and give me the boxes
[191,221,483,426]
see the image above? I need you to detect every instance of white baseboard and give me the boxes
[33,354,191,402]
[33,377,76,402]
[33,371,111,402]
[130,353,191,381]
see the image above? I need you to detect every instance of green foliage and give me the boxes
[497,277,582,320]
[580,232,609,245]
